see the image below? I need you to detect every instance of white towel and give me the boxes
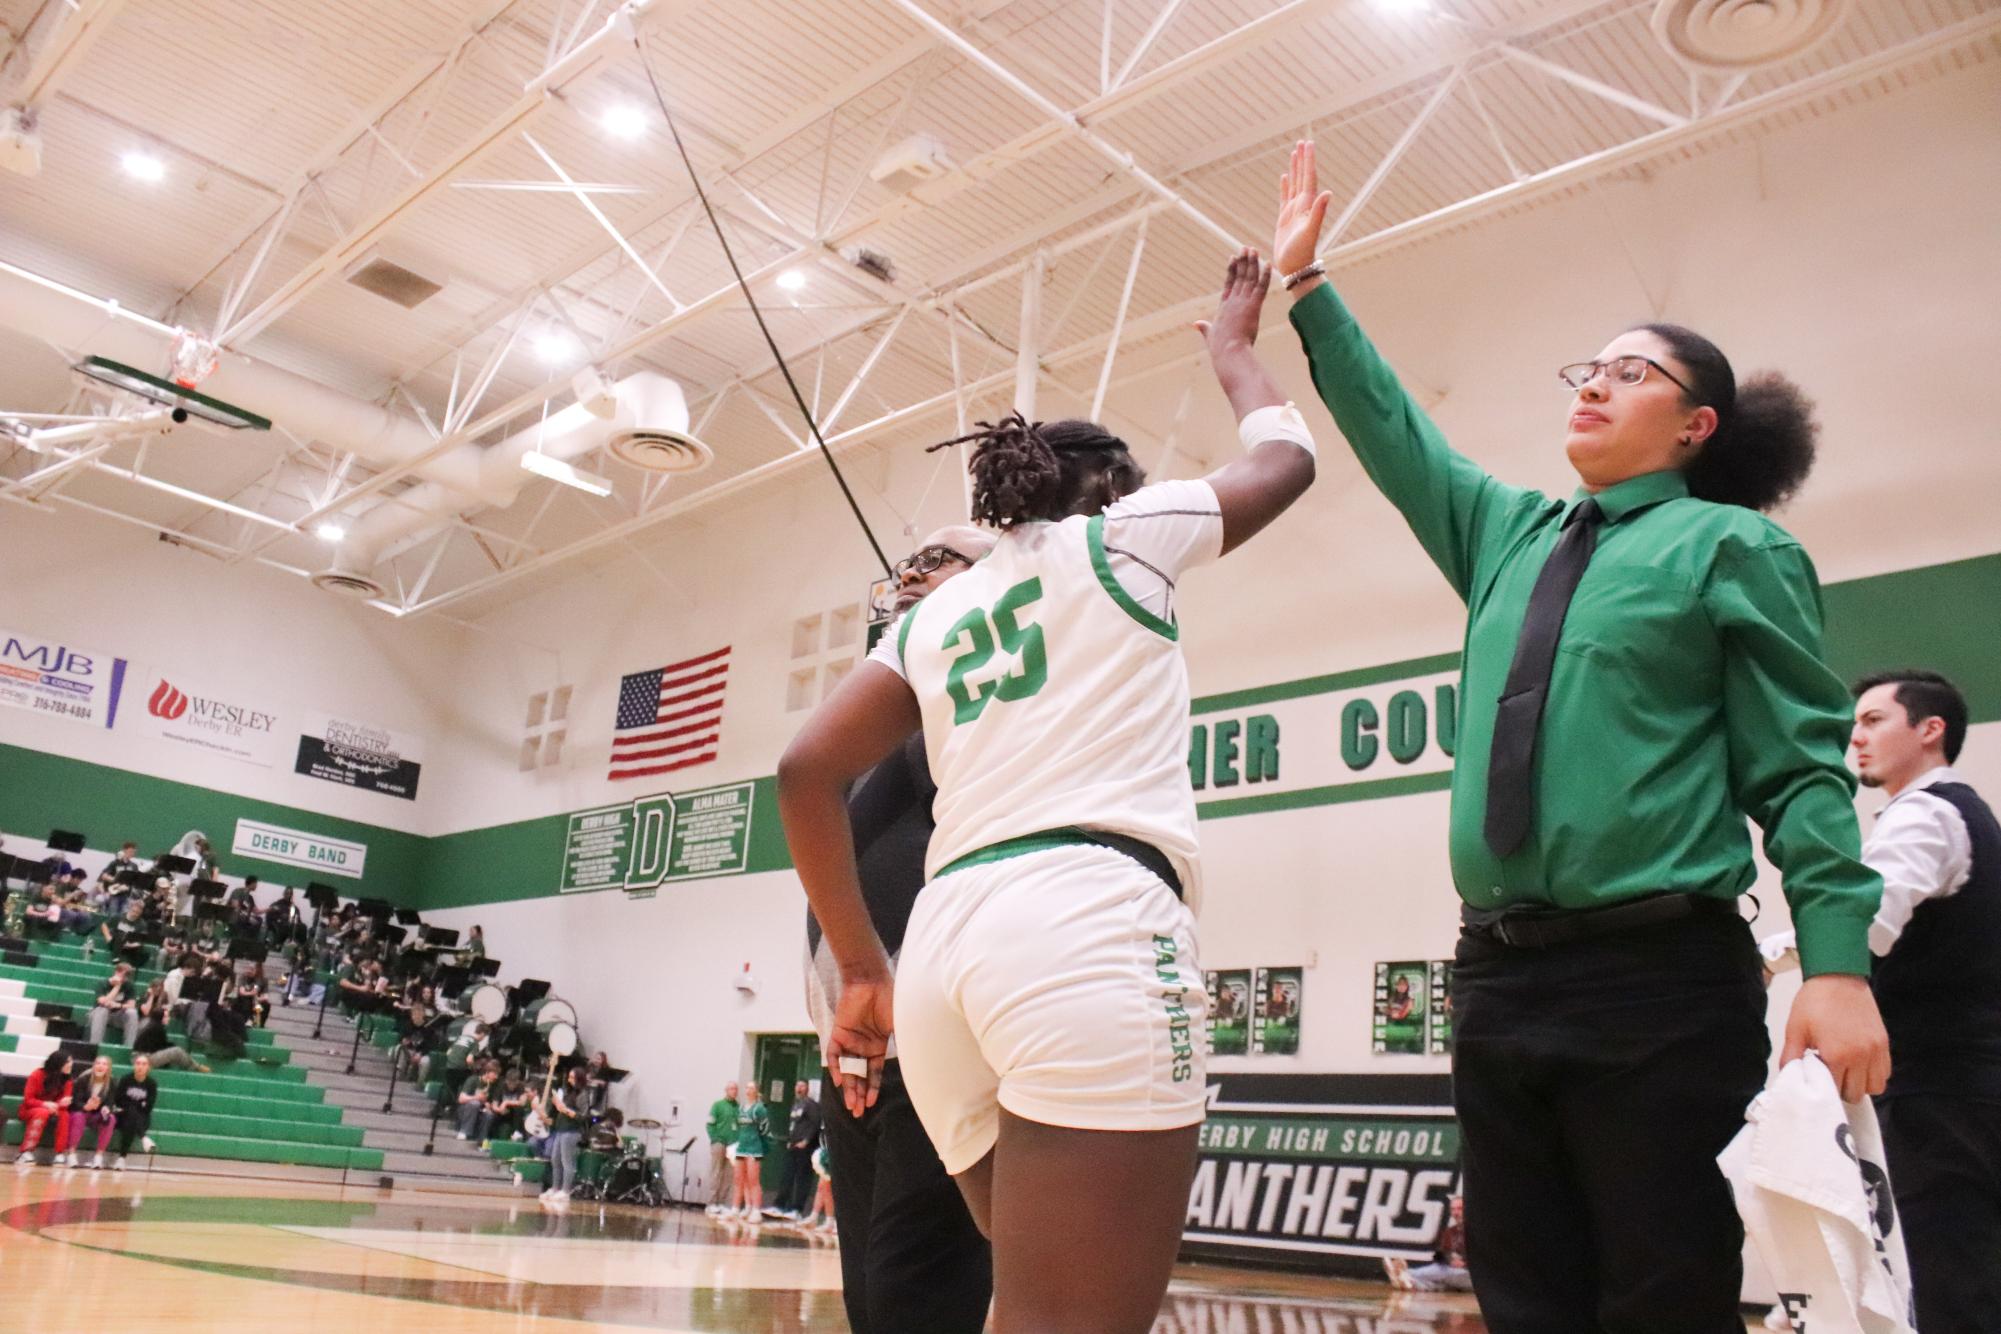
[1719,1054,1916,1334]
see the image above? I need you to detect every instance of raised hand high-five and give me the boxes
[1274,139,1333,284]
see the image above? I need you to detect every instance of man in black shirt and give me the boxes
[805,524,994,1334]
[768,1079,825,1219]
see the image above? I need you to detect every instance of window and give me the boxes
[521,684,574,771]
[787,601,869,711]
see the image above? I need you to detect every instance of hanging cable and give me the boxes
[631,34,893,577]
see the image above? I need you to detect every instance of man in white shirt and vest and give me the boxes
[1765,668,1999,1332]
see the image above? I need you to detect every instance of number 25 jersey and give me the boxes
[868,479,1224,909]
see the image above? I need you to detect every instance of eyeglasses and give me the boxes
[891,545,974,582]
[1556,356,1695,396]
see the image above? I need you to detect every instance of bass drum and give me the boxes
[542,1019,579,1057]
[466,982,507,1025]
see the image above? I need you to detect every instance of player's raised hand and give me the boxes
[1275,139,1332,279]
[1194,248,1270,353]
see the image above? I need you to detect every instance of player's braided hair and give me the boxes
[927,413,1144,529]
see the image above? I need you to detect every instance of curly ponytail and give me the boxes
[1634,323,1820,513]
[929,414,1144,528]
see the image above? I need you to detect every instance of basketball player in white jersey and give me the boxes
[779,250,1317,1332]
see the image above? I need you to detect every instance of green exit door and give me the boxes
[751,1032,821,1197]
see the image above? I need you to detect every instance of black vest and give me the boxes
[1871,780,2001,1102]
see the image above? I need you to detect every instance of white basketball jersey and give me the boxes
[869,479,1223,908]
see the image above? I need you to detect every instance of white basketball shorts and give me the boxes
[895,841,1209,1175]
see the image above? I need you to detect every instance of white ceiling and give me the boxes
[1,0,1995,620]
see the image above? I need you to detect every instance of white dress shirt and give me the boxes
[1760,765,1974,970]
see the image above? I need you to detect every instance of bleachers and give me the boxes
[0,933,384,1173]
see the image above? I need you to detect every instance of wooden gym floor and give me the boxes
[1,1166,1765,1331]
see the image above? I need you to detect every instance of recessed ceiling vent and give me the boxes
[311,568,385,599]
[343,248,446,309]
[603,372,712,474]
[1650,0,1850,69]
[608,428,713,474]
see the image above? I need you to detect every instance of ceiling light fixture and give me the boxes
[315,522,346,543]
[600,104,648,140]
[533,329,582,365]
[120,150,165,182]
[521,450,613,497]
[775,268,807,292]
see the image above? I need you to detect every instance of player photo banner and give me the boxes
[1207,968,1251,1056]
[1427,960,1454,1056]
[295,713,424,800]
[1373,960,1429,1055]
[1251,966,1302,1055]
[1183,1072,1458,1272]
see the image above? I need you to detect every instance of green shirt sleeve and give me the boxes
[1287,282,1539,601]
[706,1099,734,1143]
[1704,536,1881,977]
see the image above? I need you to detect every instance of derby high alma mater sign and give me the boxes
[232,819,367,880]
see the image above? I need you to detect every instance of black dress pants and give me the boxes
[823,1059,991,1334]
[1451,908,1769,1334]
[780,1145,817,1213]
[1876,1093,2001,1334]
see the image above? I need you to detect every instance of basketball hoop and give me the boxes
[168,329,220,389]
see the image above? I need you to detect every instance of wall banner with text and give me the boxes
[559,779,757,895]
[232,818,367,880]
[0,629,127,730]
[295,713,424,801]
[1183,1072,1458,1272]
[129,668,286,768]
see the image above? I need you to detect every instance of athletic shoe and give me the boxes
[91,1153,105,1170]
[457,1132,469,1141]
[140,1136,156,1153]
[64,1151,79,1167]
[13,1152,32,1169]
[113,1156,126,1171]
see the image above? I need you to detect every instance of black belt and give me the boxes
[1460,892,1736,950]
[1078,829,1185,901]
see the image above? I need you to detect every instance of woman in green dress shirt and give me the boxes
[1272,140,1890,1334]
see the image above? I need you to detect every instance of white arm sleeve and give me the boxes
[1098,478,1224,625]
[1861,791,1973,953]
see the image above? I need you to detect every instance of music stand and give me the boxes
[192,900,234,926]
[46,830,86,854]
[422,925,460,948]
[468,956,500,978]
[356,897,394,923]
[157,855,195,876]
[433,964,471,1003]
[116,869,154,891]
[226,931,265,961]
[394,906,422,926]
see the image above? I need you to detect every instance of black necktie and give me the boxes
[1483,498,1604,858]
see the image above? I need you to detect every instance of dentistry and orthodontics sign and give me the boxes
[232,819,367,879]
[0,629,128,729]
[295,712,424,801]
[1182,1073,1459,1273]
[132,670,286,767]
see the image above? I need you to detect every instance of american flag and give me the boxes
[608,646,730,782]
